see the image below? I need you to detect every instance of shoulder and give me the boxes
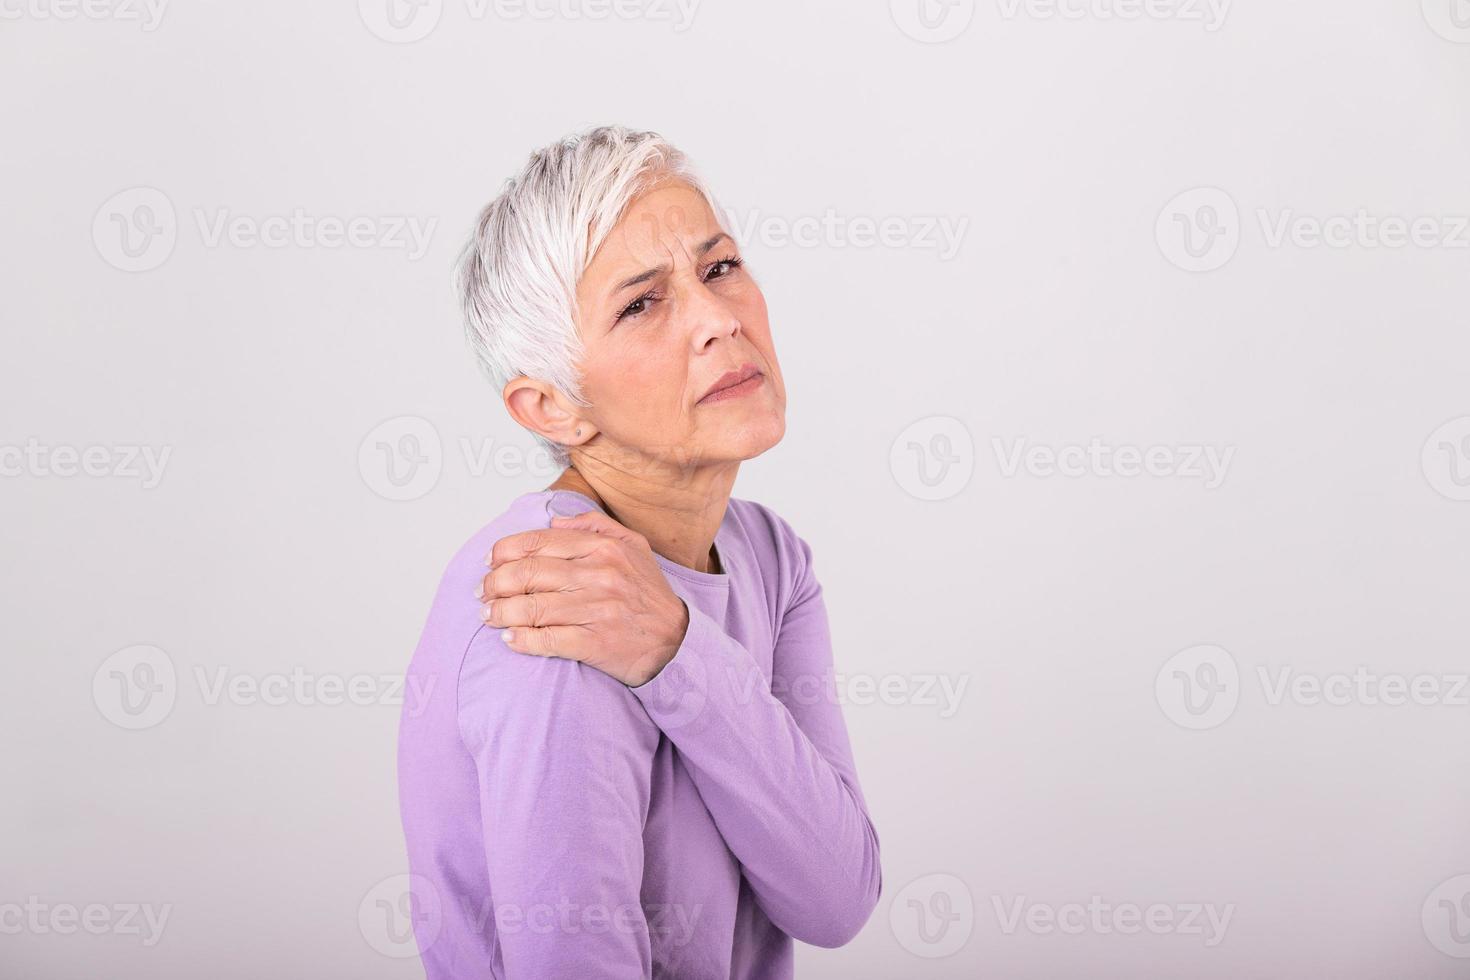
[426,491,557,631]
[727,496,814,559]
[725,496,821,607]
[412,492,653,744]
[409,491,565,686]
[407,492,550,692]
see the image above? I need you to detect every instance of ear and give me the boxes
[503,376,598,448]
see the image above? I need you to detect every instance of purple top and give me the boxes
[396,489,882,979]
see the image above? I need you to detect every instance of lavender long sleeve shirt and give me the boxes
[396,489,882,979]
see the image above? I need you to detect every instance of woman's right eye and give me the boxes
[615,292,657,323]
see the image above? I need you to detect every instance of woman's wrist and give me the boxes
[629,596,691,688]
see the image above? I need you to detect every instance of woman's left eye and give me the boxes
[705,256,743,280]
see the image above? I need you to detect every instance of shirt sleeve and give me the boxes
[627,520,883,948]
[457,624,662,978]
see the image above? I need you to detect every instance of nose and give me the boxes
[685,277,741,352]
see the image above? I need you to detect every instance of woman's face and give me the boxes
[568,180,786,472]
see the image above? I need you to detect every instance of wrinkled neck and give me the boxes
[547,456,734,574]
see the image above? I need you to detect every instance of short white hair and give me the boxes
[456,124,728,470]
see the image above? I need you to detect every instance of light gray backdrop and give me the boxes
[4,0,1470,976]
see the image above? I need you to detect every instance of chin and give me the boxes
[725,413,786,462]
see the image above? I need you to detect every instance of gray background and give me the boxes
[4,0,1470,976]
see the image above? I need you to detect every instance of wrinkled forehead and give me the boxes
[587,180,726,274]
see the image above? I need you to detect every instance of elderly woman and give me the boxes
[397,125,881,980]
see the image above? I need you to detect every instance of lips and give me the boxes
[698,363,762,403]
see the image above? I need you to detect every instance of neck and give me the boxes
[546,450,736,575]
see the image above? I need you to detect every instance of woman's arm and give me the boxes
[627,522,883,948]
[456,625,661,977]
[483,505,882,947]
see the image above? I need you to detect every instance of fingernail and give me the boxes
[480,602,494,623]
[501,629,515,644]
[473,582,484,601]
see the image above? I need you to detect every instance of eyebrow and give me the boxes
[611,233,732,294]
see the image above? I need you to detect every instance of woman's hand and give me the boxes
[477,509,691,687]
